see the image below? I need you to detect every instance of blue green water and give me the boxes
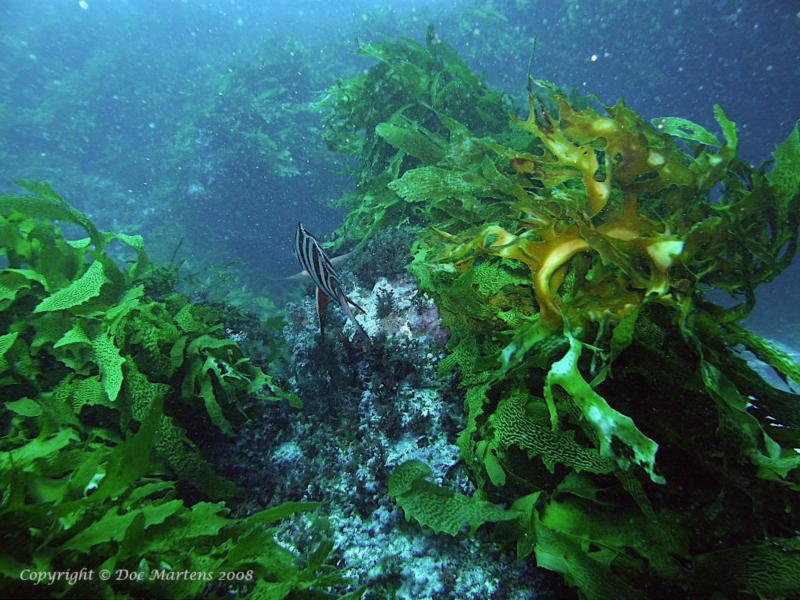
[2,1,797,313]
[1,2,799,599]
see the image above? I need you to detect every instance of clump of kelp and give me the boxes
[0,182,357,598]
[324,32,800,599]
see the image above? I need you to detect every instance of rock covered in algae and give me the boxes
[217,274,562,599]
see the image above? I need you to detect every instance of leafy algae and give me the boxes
[0,182,354,598]
[323,33,800,599]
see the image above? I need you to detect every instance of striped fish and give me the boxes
[294,222,370,342]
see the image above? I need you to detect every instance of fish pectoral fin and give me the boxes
[316,287,329,336]
[265,269,309,282]
[287,269,310,281]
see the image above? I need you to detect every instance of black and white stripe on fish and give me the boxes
[294,222,370,342]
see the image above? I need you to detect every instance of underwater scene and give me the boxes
[1,0,799,598]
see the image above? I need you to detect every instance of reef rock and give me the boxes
[221,274,557,599]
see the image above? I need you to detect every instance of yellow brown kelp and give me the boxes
[431,89,739,332]
[324,35,800,599]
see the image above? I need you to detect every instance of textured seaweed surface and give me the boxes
[0,183,356,598]
[319,34,800,599]
[1,27,799,600]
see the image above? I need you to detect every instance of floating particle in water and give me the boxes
[590,54,598,62]
[79,0,89,9]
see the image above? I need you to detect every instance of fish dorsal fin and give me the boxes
[268,251,354,282]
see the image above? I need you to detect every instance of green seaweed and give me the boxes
[650,116,722,147]
[328,34,800,599]
[388,460,519,536]
[320,32,509,251]
[0,182,349,598]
